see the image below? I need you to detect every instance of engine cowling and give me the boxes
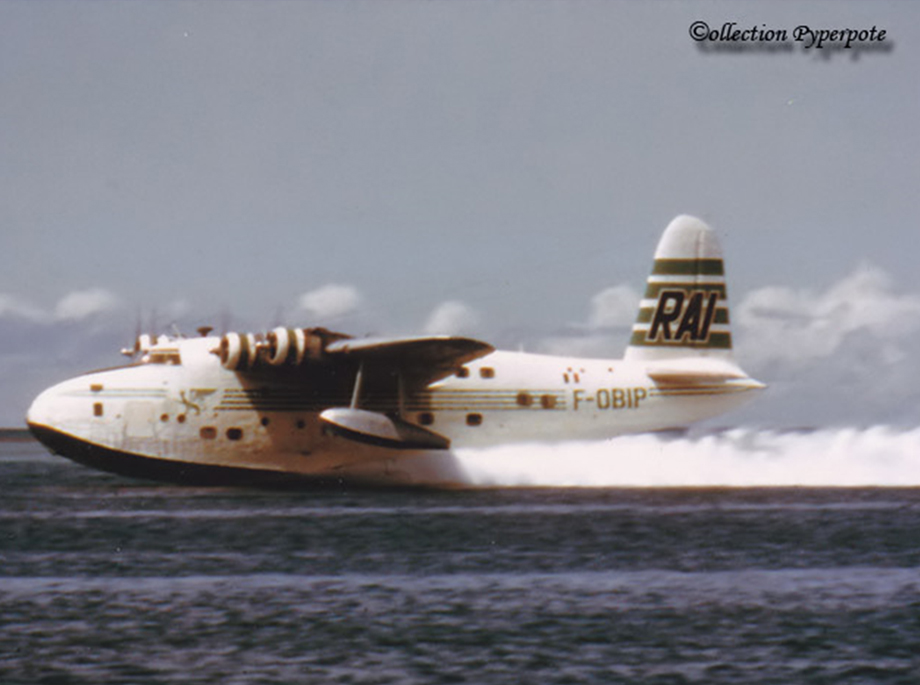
[219,332,259,370]
[266,327,307,366]
[216,326,351,370]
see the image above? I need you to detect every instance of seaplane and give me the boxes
[27,215,764,486]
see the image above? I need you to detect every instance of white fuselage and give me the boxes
[26,335,762,485]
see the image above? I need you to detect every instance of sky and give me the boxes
[1,0,919,428]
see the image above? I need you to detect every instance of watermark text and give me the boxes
[689,21,892,59]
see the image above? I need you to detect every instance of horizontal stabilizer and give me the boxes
[647,369,746,385]
[646,359,755,386]
[320,408,451,450]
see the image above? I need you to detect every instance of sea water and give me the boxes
[2,432,920,684]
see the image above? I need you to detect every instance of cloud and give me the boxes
[725,264,920,426]
[423,300,481,336]
[53,288,120,321]
[298,284,363,320]
[532,284,640,358]
[0,288,121,324]
[587,285,641,329]
[162,298,193,321]
[0,294,47,323]
[736,263,920,368]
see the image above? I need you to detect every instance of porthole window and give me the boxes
[466,413,483,426]
[296,419,306,430]
[200,426,217,440]
[480,367,495,379]
[261,417,271,427]
[226,428,244,441]
[516,392,532,407]
[93,402,104,417]
[541,394,556,410]
[160,414,169,423]
[418,412,434,426]
[177,414,186,424]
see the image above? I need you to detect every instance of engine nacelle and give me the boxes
[216,326,351,370]
[266,327,307,366]
[219,332,259,370]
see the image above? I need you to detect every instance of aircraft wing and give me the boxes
[325,335,495,385]
[313,335,494,451]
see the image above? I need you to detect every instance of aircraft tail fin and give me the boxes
[625,215,734,363]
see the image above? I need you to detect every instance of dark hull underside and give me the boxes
[26,423,348,488]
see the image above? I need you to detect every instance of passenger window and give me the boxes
[418,412,434,426]
[516,392,532,407]
[456,368,469,378]
[541,394,556,410]
[466,413,483,426]
[93,402,104,417]
[226,428,243,441]
[200,426,217,440]
[480,367,495,379]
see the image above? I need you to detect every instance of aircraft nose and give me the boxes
[27,388,49,428]
[26,382,67,434]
